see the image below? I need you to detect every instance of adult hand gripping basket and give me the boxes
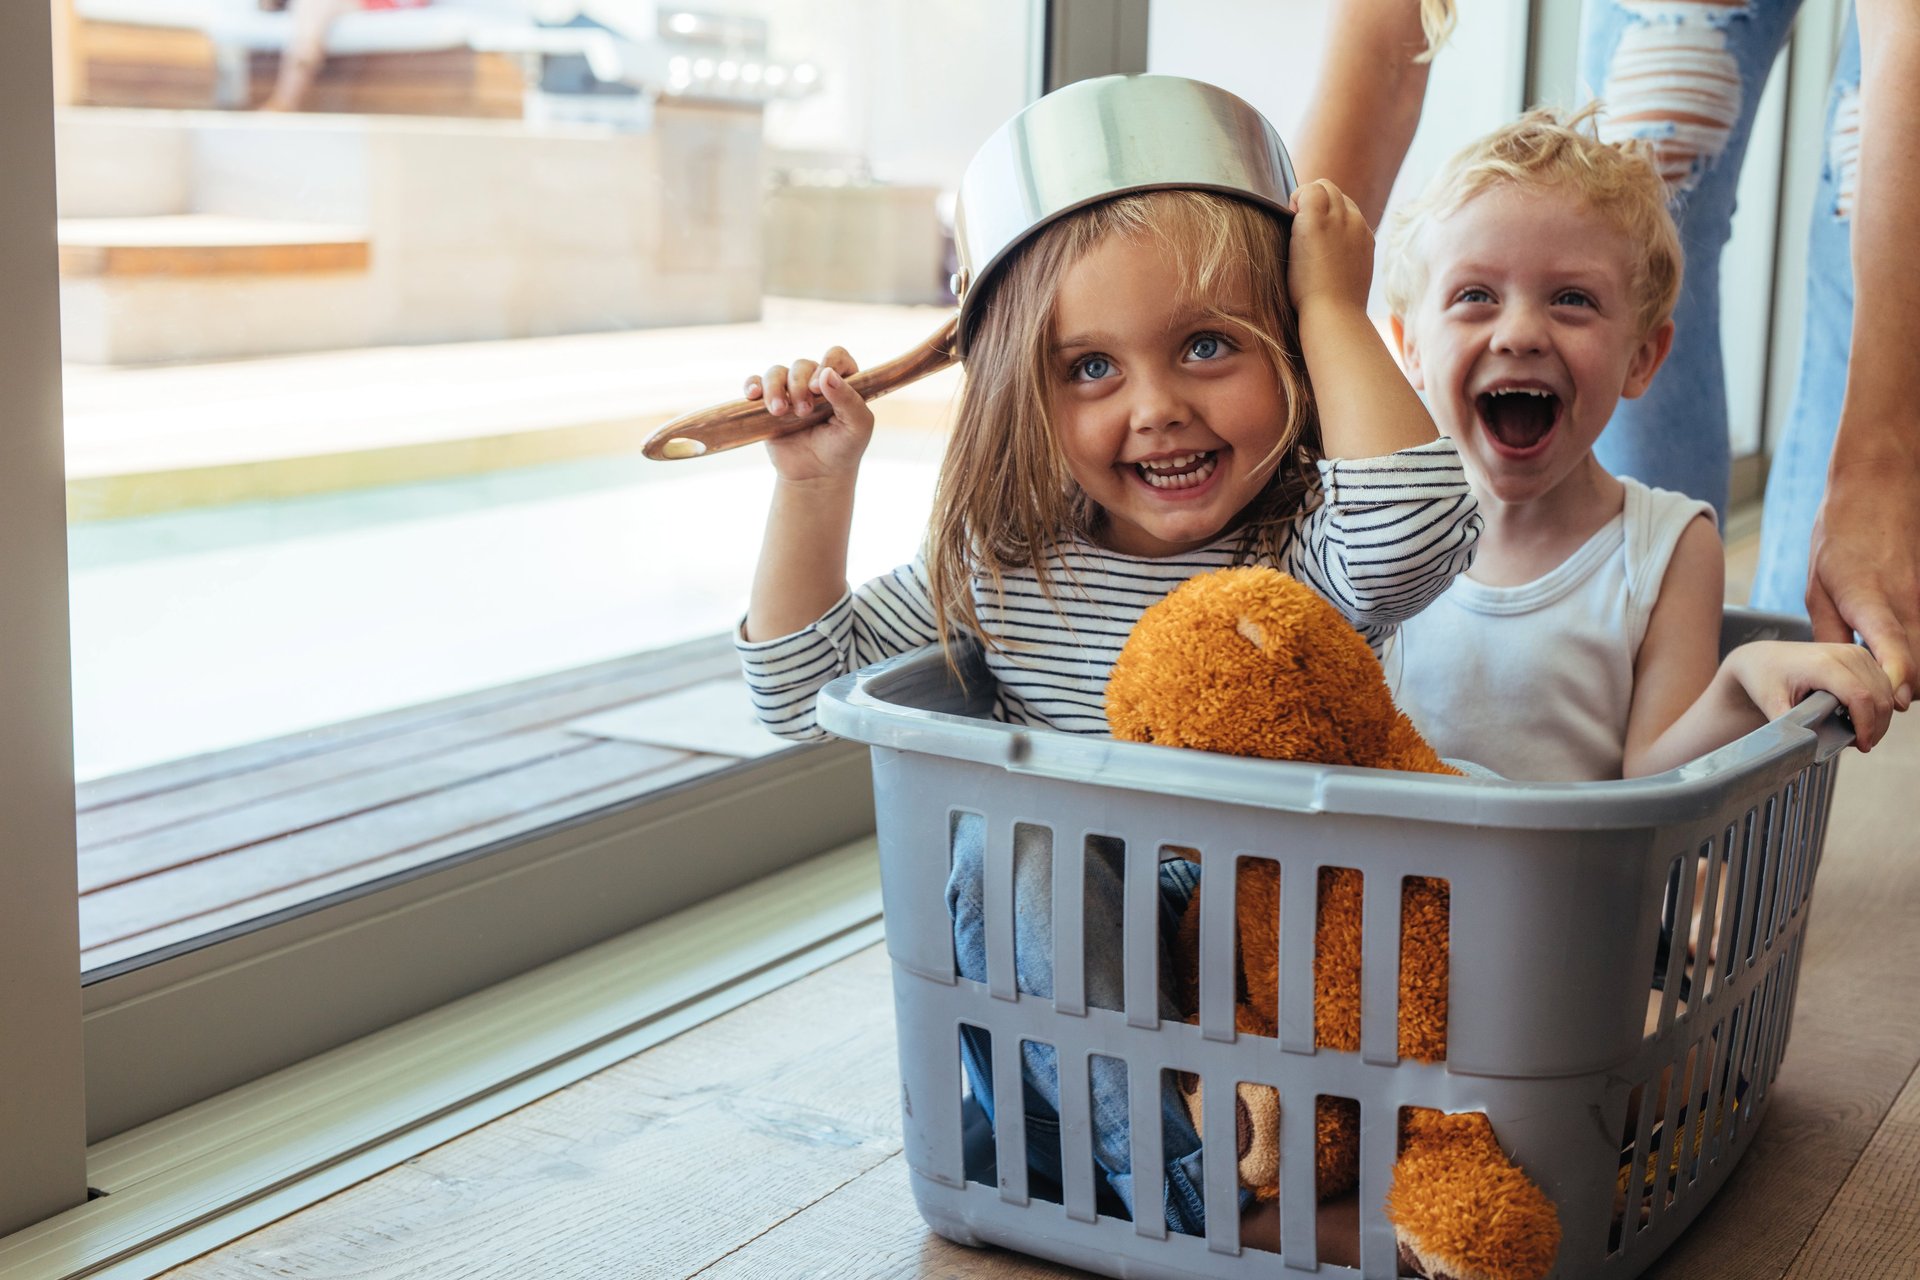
[815,608,1850,1280]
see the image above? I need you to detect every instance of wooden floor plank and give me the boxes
[79,740,690,949]
[77,640,737,837]
[1780,1061,1920,1277]
[160,947,907,1280]
[697,1152,1088,1279]
[75,634,733,813]
[78,730,612,893]
[83,754,731,971]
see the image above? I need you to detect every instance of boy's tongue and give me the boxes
[1478,390,1558,450]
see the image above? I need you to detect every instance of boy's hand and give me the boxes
[744,346,874,484]
[1287,179,1374,317]
[1725,640,1897,752]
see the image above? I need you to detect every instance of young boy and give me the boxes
[1382,107,1894,781]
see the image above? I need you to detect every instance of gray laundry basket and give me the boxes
[816,608,1851,1280]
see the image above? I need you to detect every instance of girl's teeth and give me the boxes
[1137,452,1218,489]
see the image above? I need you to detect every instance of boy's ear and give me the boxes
[1389,315,1424,390]
[1621,319,1676,400]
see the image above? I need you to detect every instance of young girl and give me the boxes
[737,174,1480,1231]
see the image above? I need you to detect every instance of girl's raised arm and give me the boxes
[743,349,874,642]
[1288,179,1440,461]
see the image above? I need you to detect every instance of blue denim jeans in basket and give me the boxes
[1580,0,1861,613]
[946,812,1238,1235]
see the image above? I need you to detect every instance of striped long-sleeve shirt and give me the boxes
[738,439,1480,741]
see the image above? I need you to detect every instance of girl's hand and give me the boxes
[1287,178,1374,317]
[744,346,875,483]
[1725,640,1897,752]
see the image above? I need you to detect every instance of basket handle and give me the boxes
[642,314,960,460]
[1801,692,1855,764]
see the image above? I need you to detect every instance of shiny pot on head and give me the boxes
[645,74,1296,460]
[951,73,1297,355]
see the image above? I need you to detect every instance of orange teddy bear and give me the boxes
[1105,566,1561,1280]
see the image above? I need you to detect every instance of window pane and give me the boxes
[58,0,1030,974]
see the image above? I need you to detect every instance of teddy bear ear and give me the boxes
[1234,615,1266,651]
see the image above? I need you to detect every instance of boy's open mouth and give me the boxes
[1476,388,1562,455]
[1134,450,1218,490]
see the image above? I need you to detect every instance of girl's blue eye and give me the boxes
[1187,333,1227,361]
[1070,355,1114,382]
[1554,290,1595,308]
[1455,287,1494,305]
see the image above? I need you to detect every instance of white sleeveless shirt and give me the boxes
[1390,477,1714,782]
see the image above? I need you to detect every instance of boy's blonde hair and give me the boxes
[926,190,1322,661]
[1382,104,1682,337]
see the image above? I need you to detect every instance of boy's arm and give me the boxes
[1621,518,1726,778]
[1626,520,1899,776]
[1633,641,1898,778]
[1289,179,1439,460]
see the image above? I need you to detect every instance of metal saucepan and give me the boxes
[644,75,1295,461]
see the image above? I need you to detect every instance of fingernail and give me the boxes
[822,368,839,387]
[769,397,786,415]
[1899,684,1913,711]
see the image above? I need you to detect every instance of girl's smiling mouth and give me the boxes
[1130,449,1220,491]
[1475,386,1562,458]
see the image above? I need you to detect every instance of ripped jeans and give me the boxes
[1580,0,1861,613]
[946,813,1238,1234]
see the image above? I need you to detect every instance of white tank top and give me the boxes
[1390,477,1714,782]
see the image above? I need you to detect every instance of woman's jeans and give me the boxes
[946,812,1233,1234]
[1580,0,1861,613]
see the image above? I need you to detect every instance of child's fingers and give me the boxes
[816,366,874,431]
[817,346,861,383]
[789,358,820,414]
[1836,646,1896,750]
[743,374,764,401]
[760,364,791,415]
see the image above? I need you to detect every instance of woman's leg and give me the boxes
[1751,7,1861,615]
[1579,0,1805,522]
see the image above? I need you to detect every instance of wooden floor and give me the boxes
[76,635,772,972]
[156,691,1920,1278]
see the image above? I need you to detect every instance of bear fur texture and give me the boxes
[1105,566,1561,1280]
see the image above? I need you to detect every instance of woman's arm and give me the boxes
[1805,0,1920,708]
[1292,0,1436,227]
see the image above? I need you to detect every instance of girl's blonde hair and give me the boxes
[926,189,1321,662]
[1381,103,1683,337]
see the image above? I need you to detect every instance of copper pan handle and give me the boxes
[643,314,960,460]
